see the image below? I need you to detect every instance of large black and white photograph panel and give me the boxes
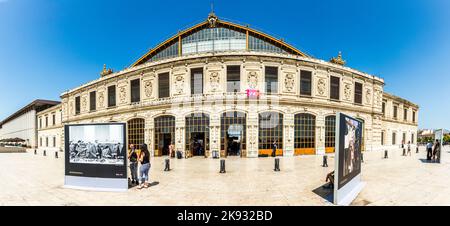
[68,124,125,165]
[337,113,363,189]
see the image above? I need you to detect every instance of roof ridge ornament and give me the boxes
[330,51,346,66]
[207,8,218,28]
[100,64,113,77]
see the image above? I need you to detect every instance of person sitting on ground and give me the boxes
[323,171,335,189]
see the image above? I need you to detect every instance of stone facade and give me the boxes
[60,51,419,157]
[37,104,63,151]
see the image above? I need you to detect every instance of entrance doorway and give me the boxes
[190,132,205,156]
[225,124,243,156]
[158,134,172,156]
[221,111,246,158]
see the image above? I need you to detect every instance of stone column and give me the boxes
[316,113,326,155]
[210,113,220,158]
[246,108,259,158]
[283,113,294,157]
[146,118,153,156]
[175,117,185,157]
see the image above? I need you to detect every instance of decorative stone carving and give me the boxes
[317,78,326,96]
[344,83,352,100]
[174,74,184,95]
[144,80,153,98]
[284,73,295,92]
[366,89,372,104]
[209,71,220,91]
[70,103,74,115]
[98,92,104,108]
[81,96,87,111]
[247,71,258,89]
[119,86,126,103]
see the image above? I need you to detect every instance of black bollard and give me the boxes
[55,151,58,158]
[274,158,280,171]
[322,155,328,167]
[361,153,364,163]
[34,149,37,155]
[164,158,170,171]
[43,150,46,156]
[384,150,388,159]
[402,148,406,156]
[220,159,226,173]
[416,147,419,153]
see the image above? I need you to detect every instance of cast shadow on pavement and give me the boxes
[312,184,333,203]
[419,159,439,164]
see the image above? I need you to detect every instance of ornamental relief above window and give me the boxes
[284,72,295,93]
[209,71,220,92]
[247,71,258,89]
[316,78,326,96]
[81,96,87,111]
[119,86,127,103]
[365,89,372,104]
[143,80,153,98]
[174,74,185,95]
[344,83,352,100]
[98,91,104,108]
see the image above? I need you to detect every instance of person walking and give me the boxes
[128,144,139,185]
[407,141,411,156]
[138,144,151,189]
[426,141,433,160]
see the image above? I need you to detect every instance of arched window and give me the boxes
[127,118,145,149]
[258,112,283,156]
[221,111,246,157]
[294,113,316,155]
[325,115,336,153]
[185,113,210,157]
[154,116,175,156]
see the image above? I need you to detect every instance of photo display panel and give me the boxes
[65,123,127,179]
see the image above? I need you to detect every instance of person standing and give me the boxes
[128,144,139,185]
[407,141,411,156]
[432,139,440,162]
[426,141,433,160]
[169,143,174,158]
[272,140,278,157]
[138,144,151,189]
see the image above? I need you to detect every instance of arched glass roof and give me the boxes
[131,14,309,67]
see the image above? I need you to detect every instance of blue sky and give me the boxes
[0,0,449,129]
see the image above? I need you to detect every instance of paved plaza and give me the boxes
[0,147,449,206]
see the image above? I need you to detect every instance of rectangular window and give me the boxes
[300,71,312,96]
[381,131,384,145]
[75,96,80,115]
[130,79,140,103]
[404,108,408,121]
[330,76,340,100]
[46,137,48,147]
[227,65,240,93]
[158,72,170,98]
[108,85,116,107]
[354,82,363,104]
[40,137,42,147]
[413,111,416,122]
[191,68,204,95]
[382,102,386,116]
[39,118,42,129]
[393,105,398,119]
[403,132,406,143]
[392,132,396,145]
[90,91,96,111]
[52,114,55,125]
[265,66,278,94]
[411,133,415,144]
[53,137,56,147]
[45,116,48,127]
